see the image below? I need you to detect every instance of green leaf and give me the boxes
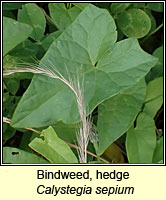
[143,77,163,118]
[53,122,77,143]
[3,78,20,95]
[18,3,46,41]
[3,123,16,141]
[3,3,25,10]
[3,147,49,164]
[153,137,163,163]
[146,3,163,12]
[11,74,78,127]
[8,39,39,57]
[126,112,156,163]
[132,3,145,8]
[11,5,157,128]
[49,5,117,66]
[73,3,89,10]
[3,91,9,102]
[49,3,82,30]
[117,8,151,38]
[110,3,132,15]
[3,17,32,56]
[153,46,163,75]
[97,79,146,154]
[97,37,157,88]
[29,126,78,163]
[3,95,21,119]
[146,46,163,82]
[11,4,117,127]
[11,69,115,128]
[144,9,156,34]
[41,30,62,51]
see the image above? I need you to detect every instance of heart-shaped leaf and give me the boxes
[11,4,157,145]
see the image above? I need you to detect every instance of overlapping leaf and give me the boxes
[41,30,62,51]
[9,39,39,57]
[18,3,46,41]
[126,112,156,163]
[143,77,163,118]
[153,137,163,163]
[29,126,78,163]
[3,124,16,141]
[3,3,25,10]
[73,3,89,10]
[110,3,132,15]
[146,3,163,12]
[97,79,146,154]
[146,46,163,82]
[49,3,82,30]
[3,17,32,56]
[11,4,117,127]
[3,147,49,164]
[97,37,157,89]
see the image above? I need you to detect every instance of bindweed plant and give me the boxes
[3,2,163,164]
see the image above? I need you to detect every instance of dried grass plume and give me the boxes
[3,60,92,163]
